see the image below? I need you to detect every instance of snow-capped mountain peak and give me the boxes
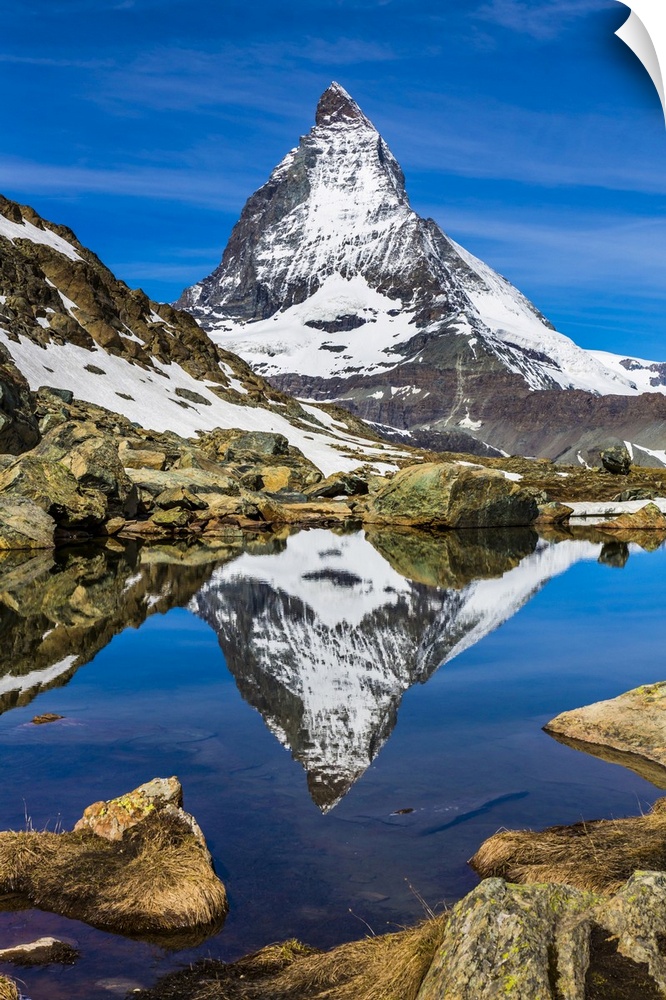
[177,83,666,460]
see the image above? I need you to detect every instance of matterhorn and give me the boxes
[178,82,666,463]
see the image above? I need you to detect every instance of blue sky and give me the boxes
[1,0,665,357]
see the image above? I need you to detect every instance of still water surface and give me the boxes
[0,527,663,998]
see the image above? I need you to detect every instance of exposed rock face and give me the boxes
[364,462,538,528]
[178,83,666,465]
[0,496,55,549]
[544,681,666,785]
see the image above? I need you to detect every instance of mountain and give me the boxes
[190,528,607,811]
[0,194,407,476]
[178,83,666,464]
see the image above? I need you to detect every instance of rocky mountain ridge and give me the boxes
[0,193,409,478]
[178,83,666,465]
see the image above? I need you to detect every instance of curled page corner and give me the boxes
[615,0,666,124]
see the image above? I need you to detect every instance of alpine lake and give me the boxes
[0,523,663,999]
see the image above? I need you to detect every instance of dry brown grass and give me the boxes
[470,797,666,894]
[137,914,448,1000]
[0,811,227,941]
[0,977,18,1000]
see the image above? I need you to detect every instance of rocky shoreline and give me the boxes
[2,390,666,555]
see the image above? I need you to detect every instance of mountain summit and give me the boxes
[178,83,666,462]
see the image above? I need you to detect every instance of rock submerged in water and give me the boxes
[364,462,538,529]
[0,936,78,966]
[0,777,227,940]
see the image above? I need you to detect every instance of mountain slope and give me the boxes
[178,83,666,463]
[0,194,407,476]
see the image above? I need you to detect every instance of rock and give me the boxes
[470,795,666,894]
[125,467,240,503]
[304,471,370,499]
[0,496,55,549]
[364,463,538,529]
[154,486,208,511]
[534,501,573,524]
[31,713,64,725]
[75,776,184,841]
[613,488,658,502]
[0,777,228,939]
[0,454,107,527]
[120,445,167,470]
[225,431,289,457]
[417,878,597,1000]
[102,516,126,535]
[150,507,193,529]
[544,681,666,786]
[598,503,666,531]
[601,444,631,475]
[0,936,78,966]
[174,386,211,406]
[32,423,137,515]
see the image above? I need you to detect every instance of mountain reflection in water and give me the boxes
[0,526,631,811]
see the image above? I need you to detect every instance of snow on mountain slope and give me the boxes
[179,83,642,399]
[190,529,606,810]
[589,349,666,395]
[0,194,408,476]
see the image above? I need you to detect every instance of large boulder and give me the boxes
[225,431,289,457]
[0,455,107,527]
[417,879,596,1000]
[34,422,136,514]
[0,497,55,549]
[601,444,631,476]
[364,463,538,529]
[544,681,666,786]
[304,471,370,499]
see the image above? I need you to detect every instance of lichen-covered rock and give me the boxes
[364,463,538,529]
[0,455,107,527]
[601,444,631,475]
[0,496,55,549]
[33,423,136,514]
[74,776,185,841]
[225,431,289,457]
[598,503,666,531]
[417,878,597,1000]
[125,467,240,502]
[535,501,574,524]
[153,486,208,511]
[304,471,370,499]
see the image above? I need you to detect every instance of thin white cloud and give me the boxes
[475,0,610,40]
